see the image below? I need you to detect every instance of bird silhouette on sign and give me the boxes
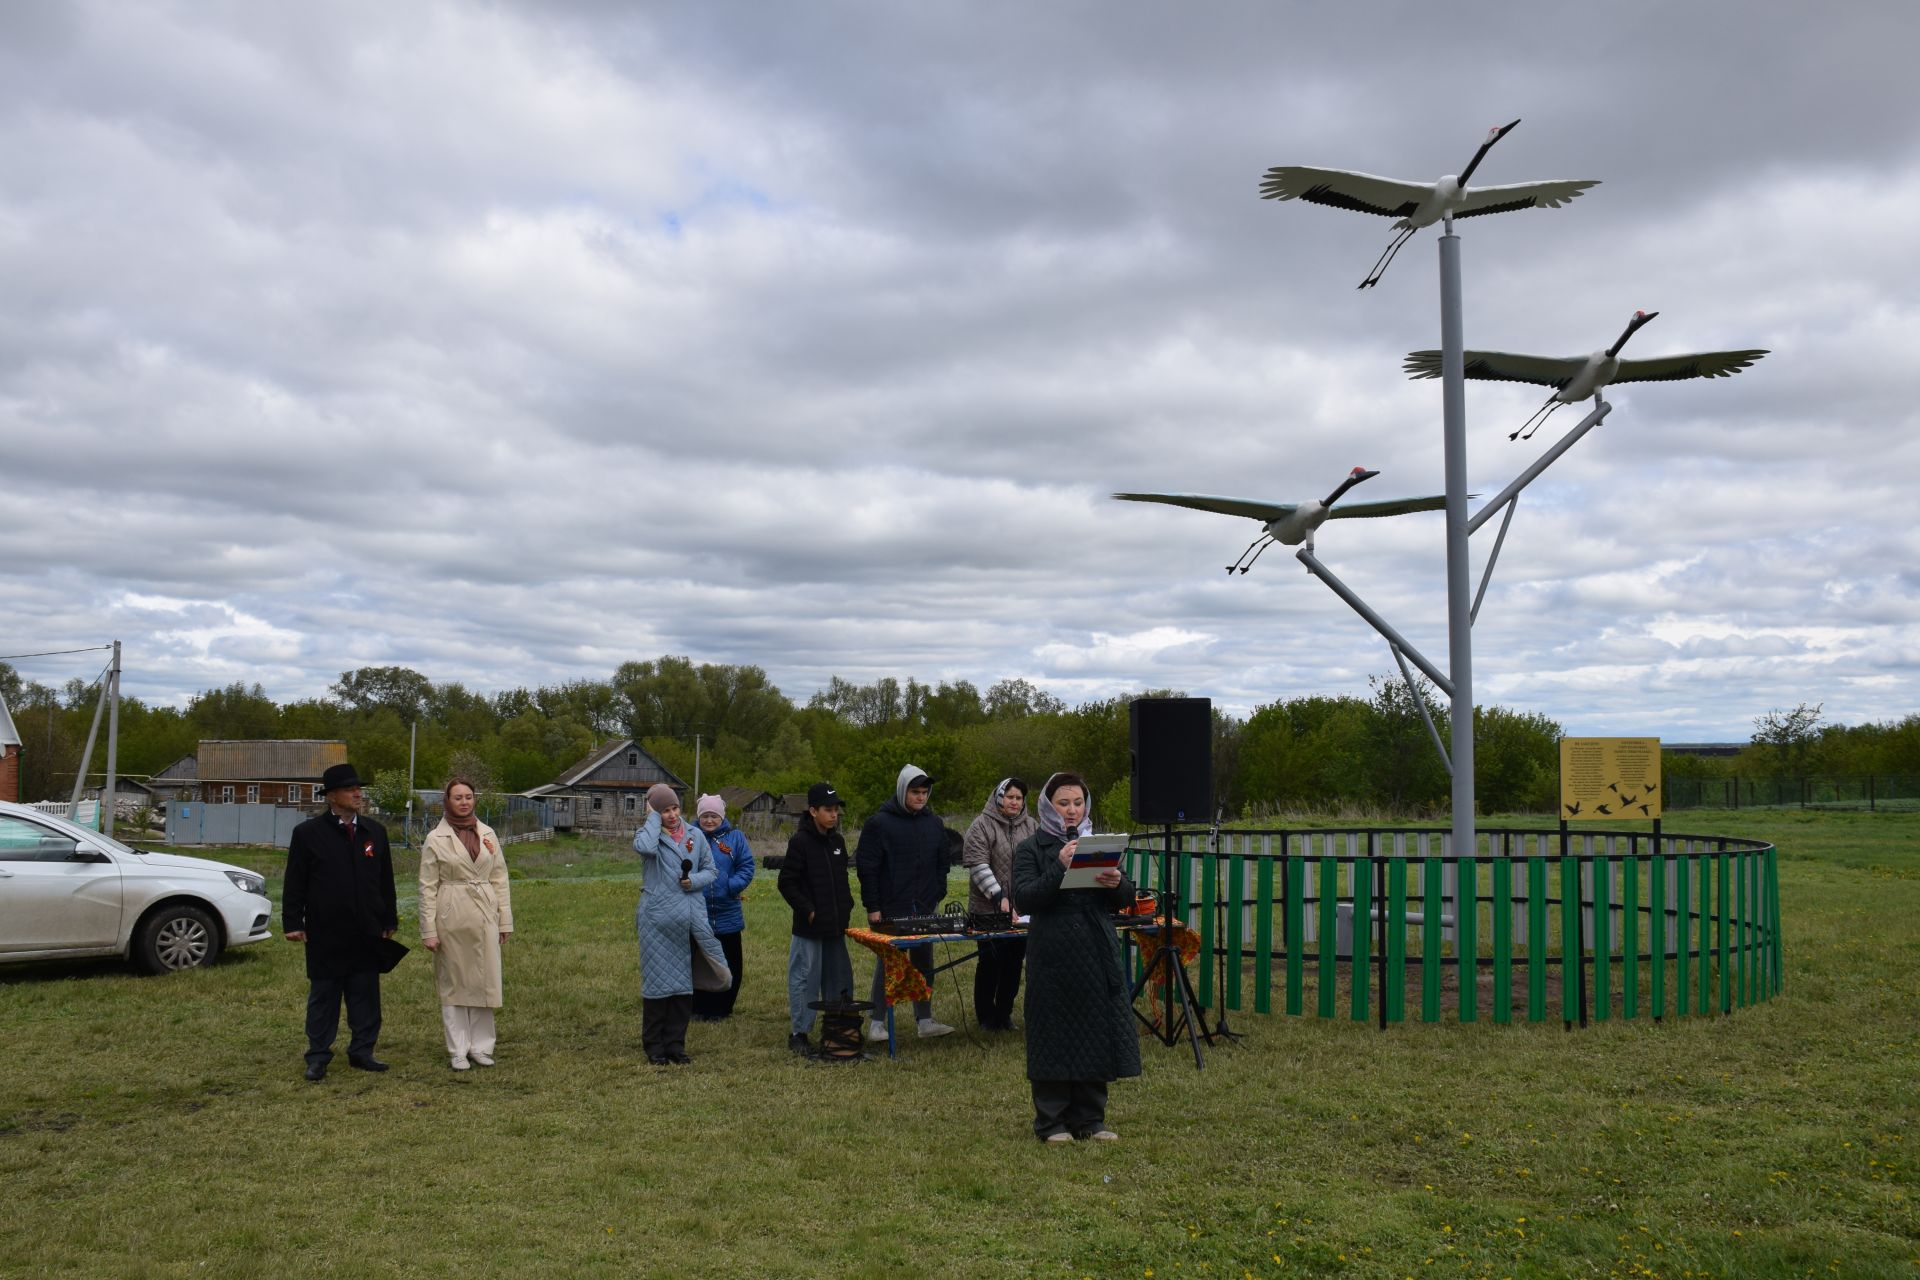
[1112,466,1450,573]
[1636,804,1651,816]
[1608,783,1620,794]
[1620,792,1640,807]
[1403,310,1769,441]
[1564,801,1582,817]
[1259,119,1599,288]
[1645,783,1658,795]
[1595,803,1613,816]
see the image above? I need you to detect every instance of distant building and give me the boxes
[170,740,349,808]
[146,754,201,806]
[716,785,778,830]
[523,739,686,835]
[1665,743,1745,758]
[0,690,21,804]
[83,776,156,817]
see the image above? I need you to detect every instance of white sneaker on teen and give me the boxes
[469,1050,494,1067]
[917,1018,954,1038]
[1085,1128,1119,1141]
[450,1055,471,1071]
[866,1019,890,1042]
[1044,1131,1075,1145]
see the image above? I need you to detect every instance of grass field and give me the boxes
[3,810,1914,1278]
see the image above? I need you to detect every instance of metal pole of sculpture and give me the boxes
[1439,218,1475,861]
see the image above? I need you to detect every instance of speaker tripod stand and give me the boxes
[1129,825,1217,1069]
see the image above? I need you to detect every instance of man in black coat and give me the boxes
[283,762,399,1081]
[777,781,857,1055]
[854,763,954,1040]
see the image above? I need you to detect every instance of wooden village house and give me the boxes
[523,739,686,835]
[148,740,348,809]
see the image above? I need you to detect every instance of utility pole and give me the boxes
[102,641,121,840]
[693,732,702,796]
[406,720,417,847]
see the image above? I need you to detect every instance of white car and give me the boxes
[0,799,274,972]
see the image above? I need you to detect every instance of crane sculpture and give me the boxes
[1260,119,1599,288]
[1113,467,1448,573]
[1402,310,1770,440]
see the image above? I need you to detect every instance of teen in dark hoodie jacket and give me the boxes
[854,763,954,1040]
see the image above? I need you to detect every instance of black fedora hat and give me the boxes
[320,763,364,793]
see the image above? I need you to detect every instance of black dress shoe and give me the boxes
[646,1055,670,1066]
[788,1033,813,1056]
[347,1055,389,1072]
[667,1052,692,1065]
[304,1062,326,1082]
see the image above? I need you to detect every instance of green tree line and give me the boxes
[4,661,1914,821]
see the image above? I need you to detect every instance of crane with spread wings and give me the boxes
[1113,467,1448,574]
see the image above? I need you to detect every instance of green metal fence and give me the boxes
[1122,827,1781,1027]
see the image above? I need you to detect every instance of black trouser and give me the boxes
[305,970,381,1068]
[642,994,693,1060]
[1031,1079,1109,1140]
[691,931,745,1019]
[973,935,1027,1029]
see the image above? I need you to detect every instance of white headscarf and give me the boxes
[1036,772,1094,840]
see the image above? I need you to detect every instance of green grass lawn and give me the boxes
[3,812,1914,1279]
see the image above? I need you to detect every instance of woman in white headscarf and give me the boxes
[1011,771,1138,1143]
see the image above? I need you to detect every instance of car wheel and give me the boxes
[135,904,222,973]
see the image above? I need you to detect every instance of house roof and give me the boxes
[717,785,771,810]
[152,754,198,781]
[544,738,687,790]
[197,739,347,781]
[0,690,19,749]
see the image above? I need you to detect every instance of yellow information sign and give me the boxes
[1558,737,1662,821]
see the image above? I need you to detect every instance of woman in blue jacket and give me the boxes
[692,793,755,1020]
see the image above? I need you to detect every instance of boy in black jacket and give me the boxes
[777,782,856,1055]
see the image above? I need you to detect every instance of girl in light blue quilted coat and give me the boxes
[633,783,729,1064]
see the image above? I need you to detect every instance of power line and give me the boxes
[0,644,115,661]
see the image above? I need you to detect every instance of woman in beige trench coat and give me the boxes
[420,777,513,1070]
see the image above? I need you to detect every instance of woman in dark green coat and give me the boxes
[1011,771,1140,1142]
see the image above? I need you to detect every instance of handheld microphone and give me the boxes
[680,859,693,878]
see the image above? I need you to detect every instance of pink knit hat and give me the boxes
[695,793,724,820]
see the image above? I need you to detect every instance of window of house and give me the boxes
[313,785,324,801]
[592,797,603,812]
[221,786,235,803]
[246,785,260,804]
[627,751,638,767]
[624,795,636,812]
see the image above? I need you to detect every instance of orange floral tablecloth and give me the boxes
[1129,916,1201,1031]
[844,927,936,1006]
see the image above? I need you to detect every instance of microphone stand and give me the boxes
[1208,806,1244,1042]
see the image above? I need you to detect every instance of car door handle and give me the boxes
[0,868,13,877]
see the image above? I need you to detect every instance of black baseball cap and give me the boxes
[806,782,843,808]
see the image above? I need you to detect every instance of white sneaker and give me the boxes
[917,1017,954,1038]
[1044,1131,1075,1145]
[1085,1128,1119,1142]
[866,1019,890,1042]
[450,1055,471,1071]
[469,1050,494,1067]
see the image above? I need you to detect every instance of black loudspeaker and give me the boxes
[1130,697,1213,823]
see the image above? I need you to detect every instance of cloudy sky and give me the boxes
[4,0,1917,739]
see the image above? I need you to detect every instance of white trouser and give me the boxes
[440,1004,497,1058]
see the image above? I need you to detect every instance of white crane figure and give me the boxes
[1113,467,1448,573]
[1260,119,1599,289]
[1402,310,1770,441]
